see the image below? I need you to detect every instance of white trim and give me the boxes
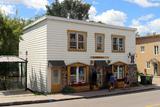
[24,15,137,31]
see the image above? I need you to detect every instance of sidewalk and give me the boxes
[0,85,158,106]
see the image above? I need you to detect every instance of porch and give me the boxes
[48,60,136,93]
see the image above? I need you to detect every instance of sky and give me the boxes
[0,0,160,36]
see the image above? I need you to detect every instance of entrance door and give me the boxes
[51,69,61,93]
[154,63,158,76]
[97,68,103,87]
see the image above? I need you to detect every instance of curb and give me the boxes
[0,87,156,106]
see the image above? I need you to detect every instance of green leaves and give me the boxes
[46,0,91,20]
[0,13,24,55]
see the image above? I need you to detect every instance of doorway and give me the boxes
[153,63,158,76]
[51,68,61,93]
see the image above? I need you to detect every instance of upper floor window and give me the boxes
[68,30,87,51]
[112,35,125,52]
[140,46,145,53]
[154,45,159,55]
[95,33,105,52]
[146,61,150,69]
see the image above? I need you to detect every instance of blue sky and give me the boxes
[1,0,160,35]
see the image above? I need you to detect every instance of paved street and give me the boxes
[10,90,160,107]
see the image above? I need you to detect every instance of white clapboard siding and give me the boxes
[47,19,135,65]
[20,16,136,93]
[19,21,48,93]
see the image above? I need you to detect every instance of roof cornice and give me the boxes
[24,15,137,31]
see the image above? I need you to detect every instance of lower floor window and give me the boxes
[114,65,125,79]
[97,68,104,86]
[70,66,86,84]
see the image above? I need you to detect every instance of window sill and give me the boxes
[68,49,87,52]
[95,50,104,53]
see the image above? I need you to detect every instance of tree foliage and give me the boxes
[46,0,91,20]
[0,12,25,55]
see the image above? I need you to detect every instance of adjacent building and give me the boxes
[136,35,160,76]
[19,16,137,93]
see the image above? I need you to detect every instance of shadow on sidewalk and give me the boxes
[0,90,32,96]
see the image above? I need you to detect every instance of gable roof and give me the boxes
[24,15,136,32]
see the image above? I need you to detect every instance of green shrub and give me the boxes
[61,86,75,94]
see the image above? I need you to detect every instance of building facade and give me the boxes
[136,35,160,76]
[19,16,137,93]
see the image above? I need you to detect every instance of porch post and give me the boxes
[25,61,27,91]
[21,62,23,86]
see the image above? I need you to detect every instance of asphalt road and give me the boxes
[10,90,160,107]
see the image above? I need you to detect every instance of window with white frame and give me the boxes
[95,33,105,52]
[70,66,86,84]
[114,65,125,79]
[112,36,125,52]
[141,46,145,53]
[146,62,150,69]
[68,31,87,51]
[154,45,159,55]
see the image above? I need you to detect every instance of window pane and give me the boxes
[70,42,77,48]
[78,34,84,41]
[114,65,124,79]
[119,66,124,79]
[52,70,60,84]
[96,35,104,51]
[97,43,102,50]
[70,67,77,84]
[113,38,118,51]
[79,67,85,83]
[78,42,84,49]
[70,33,77,49]
[97,36,102,43]
[119,38,124,51]
[141,46,145,52]
[78,34,85,50]
[70,33,76,42]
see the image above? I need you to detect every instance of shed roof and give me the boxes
[48,60,66,67]
[0,56,26,63]
[94,60,108,67]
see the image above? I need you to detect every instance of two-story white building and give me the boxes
[19,16,137,93]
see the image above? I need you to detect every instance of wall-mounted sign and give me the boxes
[90,56,109,59]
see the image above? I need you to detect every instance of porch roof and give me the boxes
[0,56,26,63]
[94,60,108,67]
[48,60,66,67]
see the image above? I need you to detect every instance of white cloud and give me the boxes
[125,0,160,8]
[58,0,64,3]
[138,14,155,21]
[89,6,127,26]
[0,5,16,15]
[0,0,49,10]
[130,14,160,35]
[88,6,97,20]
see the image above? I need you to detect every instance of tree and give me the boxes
[46,0,91,20]
[0,12,25,55]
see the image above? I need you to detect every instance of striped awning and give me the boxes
[0,56,26,63]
